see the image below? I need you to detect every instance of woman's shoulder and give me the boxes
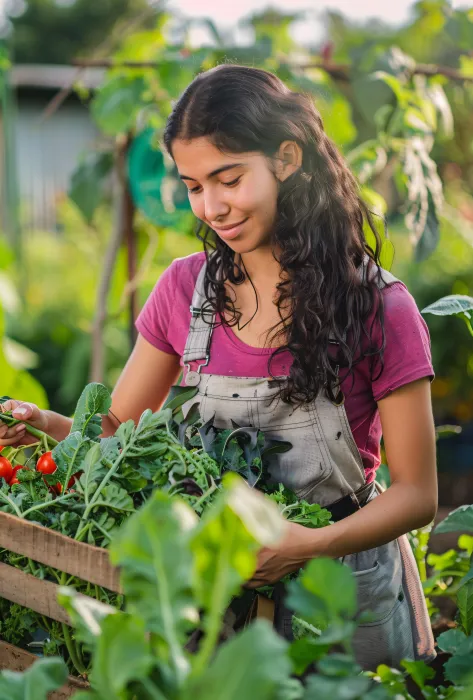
[167,250,206,278]
[380,277,422,319]
[164,251,206,299]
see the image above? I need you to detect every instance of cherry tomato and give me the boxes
[0,457,13,483]
[67,471,82,489]
[9,477,19,486]
[11,465,24,478]
[36,452,57,475]
[53,482,62,495]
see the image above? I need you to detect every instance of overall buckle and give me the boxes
[184,355,210,387]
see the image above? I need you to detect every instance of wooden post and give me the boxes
[123,137,138,350]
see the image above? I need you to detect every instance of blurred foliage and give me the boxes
[0,237,48,409]
[3,200,199,416]
[5,0,154,65]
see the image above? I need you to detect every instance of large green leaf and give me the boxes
[422,295,473,318]
[433,505,473,534]
[91,76,148,135]
[444,653,473,684]
[399,659,435,689]
[191,475,285,614]
[458,579,473,636]
[184,621,292,700]
[91,482,135,513]
[71,383,112,441]
[414,198,440,263]
[436,628,468,655]
[0,305,49,410]
[69,151,114,223]
[287,557,358,624]
[0,658,68,700]
[304,673,372,700]
[76,442,107,501]
[110,491,198,683]
[351,72,400,126]
[51,431,93,486]
[89,613,154,700]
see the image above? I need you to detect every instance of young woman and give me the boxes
[0,64,438,671]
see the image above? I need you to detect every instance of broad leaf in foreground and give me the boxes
[434,505,473,535]
[185,620,293,700]
[71,383,112,441]
[88,614,154,700]
[110,491,198,683]
[0,657,68,700]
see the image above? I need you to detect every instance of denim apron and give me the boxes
[180,255,436,670]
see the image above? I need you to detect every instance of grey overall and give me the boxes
[181,255,436,671]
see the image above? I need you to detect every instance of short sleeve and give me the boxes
[371,282,435,402]
[135,261,179,355]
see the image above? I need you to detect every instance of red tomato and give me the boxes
[0,457,13,483]
[67,471,82,489]
[36,452,57,475]
[0,446,4,452]
[11,465,24,477]
[9,477,19,486]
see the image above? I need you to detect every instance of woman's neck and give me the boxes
[237,246,285,286]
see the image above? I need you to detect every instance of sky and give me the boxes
[0,0,469,45]
[168,0,469,46]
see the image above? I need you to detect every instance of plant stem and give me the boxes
[21,494,75,519]
[0,490,22,517]
[139,678,169,700]
[192,523,237,676]
[147,521,189,683]
[192,482,217,512]
[62,622,87,677]
[463,315,473,338]
[0,414,58,447]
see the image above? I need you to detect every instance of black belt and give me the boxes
[325,481,377,523]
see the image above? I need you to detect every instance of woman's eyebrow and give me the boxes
[179,163,246,181]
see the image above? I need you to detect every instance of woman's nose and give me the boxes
[203,191,230,223]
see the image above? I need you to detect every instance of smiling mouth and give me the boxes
[212,218,249,240]
[213,218,248,231]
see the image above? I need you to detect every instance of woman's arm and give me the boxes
[307,376,438,557]
[100,333,182,437]
[249,377,438,586]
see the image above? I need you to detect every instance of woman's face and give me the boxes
[172,137,280,254]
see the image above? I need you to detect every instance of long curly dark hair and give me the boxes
[163,63,388,407]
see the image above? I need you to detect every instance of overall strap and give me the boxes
[182,260,216,367]
[361,253,399,288]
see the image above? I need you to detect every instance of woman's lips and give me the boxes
[213,218,248,240]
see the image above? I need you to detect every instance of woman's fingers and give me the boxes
[0,401,40,446]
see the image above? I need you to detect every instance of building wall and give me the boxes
[13,93,100,231]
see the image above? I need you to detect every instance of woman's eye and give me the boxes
[223,176,241,188]
[188,186,201,194]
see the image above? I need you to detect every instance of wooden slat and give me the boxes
[0,641,89,699]
[0,510,120,592]
[0,561,106,625]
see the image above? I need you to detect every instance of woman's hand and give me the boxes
[0,400,49,447]
[246,521,317,589]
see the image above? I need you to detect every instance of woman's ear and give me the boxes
[275,141,303,181]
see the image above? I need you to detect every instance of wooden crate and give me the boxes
[0,509,121,696]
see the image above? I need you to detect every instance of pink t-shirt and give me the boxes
[135,252,434,484]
